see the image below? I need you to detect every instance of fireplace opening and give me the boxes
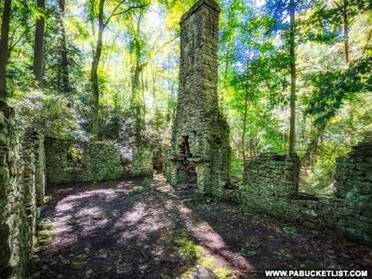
[181,135,192,158]
[178,135,196,185]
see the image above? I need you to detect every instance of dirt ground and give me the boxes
[27,175,372,279]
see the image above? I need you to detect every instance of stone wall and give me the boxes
[45,139,153,184]
[244,153,299,197]
[168,0,230,196]
[0,104,46,278]
[241,149,372,246]
[334,142,371,199]
[45,139,124,184]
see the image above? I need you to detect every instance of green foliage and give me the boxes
[67,145,85,167]
[282,226,297,235]
[240,247,257,257]
[238,203,258,213]
[142,177,153,187]
[305,56,372,125]
[230,156,243,179]
[10,89,80,138]
[128,187,146,195]
[42,196,53,204]
[2,0,370,197]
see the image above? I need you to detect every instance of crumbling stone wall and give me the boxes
[45,139,124,184]
[168,0,230,196]
[0,104,46,279]
[241,148,372,246]
[334,142,371,199]
[45,139,153,183]
[34,134,46,207]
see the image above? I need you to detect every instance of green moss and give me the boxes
[240,247,257,257]
[37,219,53,230]
[174,235,203,263]
[43,196,53,204]
[35,218,55,250]
[197,256,216,270]
[214,267,233,279]
[38,230,55,237]
[37,238,50,246]
[282,226,297,235]
[173,229,233,279]
[128,187,146,195]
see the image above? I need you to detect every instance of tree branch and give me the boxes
[139,35,179,69]
[103,3,149,29]
[8,28,29,58]
[152,35,179,57]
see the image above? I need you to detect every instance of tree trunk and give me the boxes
[0,0,12,100]
[220,46,230,115]
[91,0,104,140]
[132,59,141,99]
[302,122,327,171]
[242,90,249,171]
[58,0,71,92]
[33,0,45,86]
[130,12,145,146]
[342,0,350,67]
[288,0,296,155]
[131,13,143,100]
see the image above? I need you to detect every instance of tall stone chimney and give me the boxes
[168,0,230,196]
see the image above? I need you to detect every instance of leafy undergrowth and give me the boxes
[27,176,372,279]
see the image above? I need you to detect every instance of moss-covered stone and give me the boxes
[244,153,299,197]
[168,0,230,196]
[239,146,372,246]
[0,103,45,279]
[45,139,124,183]
[45,139,155,183]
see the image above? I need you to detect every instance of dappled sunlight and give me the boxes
[37,179,257,277]
[71,188,118,201]
[172,203,256,276]
[115,203,171,241]
[29,178,371,279]
[114,203,147,227]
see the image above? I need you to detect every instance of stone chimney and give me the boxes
[168,0,230,196]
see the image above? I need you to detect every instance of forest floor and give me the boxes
[27,175,372,279]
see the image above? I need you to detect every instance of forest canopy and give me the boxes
[0,0,371,194]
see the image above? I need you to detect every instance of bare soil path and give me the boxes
[27,175,372,279]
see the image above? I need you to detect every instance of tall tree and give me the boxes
[57,0,71,92]
[0,0,12,100]
[90,0,105,139]
[289,0,296,154]
[298,0,369,169]
[89,0,148,139]
[33,0,46,86]
[309,1,371,66]
[129,10,147,146]
[264,0,306,154]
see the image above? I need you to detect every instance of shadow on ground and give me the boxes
[27,175,372,279]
